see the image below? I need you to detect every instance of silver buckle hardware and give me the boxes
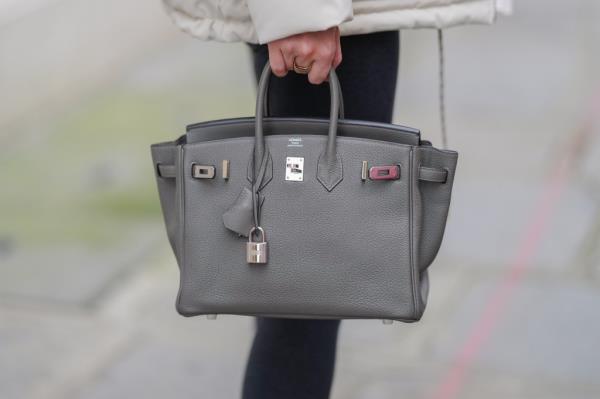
[369,165,400,181]
[192,164,215,179]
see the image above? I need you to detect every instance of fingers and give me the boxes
[267,42,288,77]
[267,27,343,84]
[324,30,342,82]
[308,59,331,85]
[281,47,296,73]
[299,41,336,84]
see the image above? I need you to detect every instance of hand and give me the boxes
[267,26,342,84]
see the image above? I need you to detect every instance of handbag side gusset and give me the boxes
[415,145,458,272]
[151,139,184,266]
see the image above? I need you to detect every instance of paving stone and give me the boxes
[459,370,600,399]
[77,332,250,399]
[477,280,600,383]
[441,176,598,273]
[579,126,600,187]
[534,185,599,272]
[0,308,126,399]
[333,368,599,399]
[333,370,430,399]
[0,227,161,307]
[73,255,254,399]
[425,277,600,383]
[441,180,541,267]
[333,276,600,399]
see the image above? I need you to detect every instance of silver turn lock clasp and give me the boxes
[247,226,268,264]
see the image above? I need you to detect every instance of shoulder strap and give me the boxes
[438,29,448,150]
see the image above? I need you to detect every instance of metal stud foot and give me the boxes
[206,314,218,320]
[382,319,394,325]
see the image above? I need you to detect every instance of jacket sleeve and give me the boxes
[246,0,353,44]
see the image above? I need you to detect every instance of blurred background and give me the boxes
[1,0,599,398]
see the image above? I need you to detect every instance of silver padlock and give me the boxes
[247,226,268,264]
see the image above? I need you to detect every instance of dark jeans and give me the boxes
[242,30,400,399]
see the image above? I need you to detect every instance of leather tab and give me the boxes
[369,165,400,180]
[316,152,343,192]
[222,186,265,237]
[157,164,175,178]
[418,166,447,183]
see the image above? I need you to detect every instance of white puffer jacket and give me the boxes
[163,0,512,44]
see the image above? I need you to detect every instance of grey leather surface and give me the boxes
[150,64,458,321]
[185,117,421,146]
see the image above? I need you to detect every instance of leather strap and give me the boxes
[255,63,343,195]
[157,164,176,178]
[158,162,447,184]
[437,29,448,150]
[418,166,447,183]
[251,148,270,231]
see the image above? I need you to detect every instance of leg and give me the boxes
[242,318,341,399]
[242,31,400,399]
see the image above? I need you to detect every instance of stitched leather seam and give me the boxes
[175,145,186,311]
[409,150,419,319]
[186,311,418,322]
[442,166,451,185]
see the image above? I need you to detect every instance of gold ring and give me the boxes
[293,58,312,74]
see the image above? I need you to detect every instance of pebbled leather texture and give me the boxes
[150,64,458,321]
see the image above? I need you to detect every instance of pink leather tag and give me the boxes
[369,165,400,180]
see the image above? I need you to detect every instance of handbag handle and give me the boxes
[261,70,345,120]
[254,62,344,191]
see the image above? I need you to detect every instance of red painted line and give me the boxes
[427,92,600,399]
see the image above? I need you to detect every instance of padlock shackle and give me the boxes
[248,226,266,242]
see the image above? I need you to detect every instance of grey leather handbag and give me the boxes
[151,63,458,322]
